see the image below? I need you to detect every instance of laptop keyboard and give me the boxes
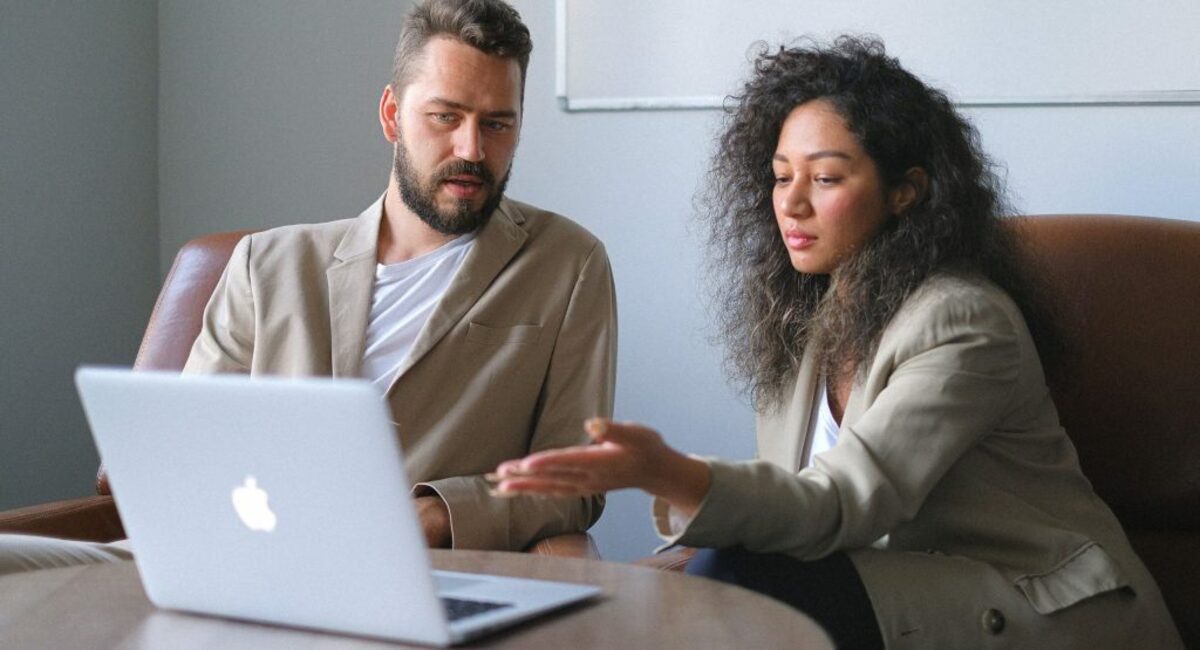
[441,596,514,622]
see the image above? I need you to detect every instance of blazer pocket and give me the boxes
[465,322,542,347]
[1014,542,1130,614]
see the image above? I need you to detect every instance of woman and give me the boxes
[492,38,1183,649]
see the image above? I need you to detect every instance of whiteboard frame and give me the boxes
[553,0,1200,112]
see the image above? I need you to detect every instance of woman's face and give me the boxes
[772,99,893,275]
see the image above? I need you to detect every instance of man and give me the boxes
[184,0,613,551]
[0,0,613,571]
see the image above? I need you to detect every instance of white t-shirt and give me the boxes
[805,379,841,467]
[360,233,476,393]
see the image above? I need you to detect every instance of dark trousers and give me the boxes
[686,547,885,650]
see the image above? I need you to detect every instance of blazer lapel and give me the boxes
[326,198,383,378]
[387,198,528,383]
[756,349,820,471]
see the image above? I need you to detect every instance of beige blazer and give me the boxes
[657,273,1181,648]
[185,196,616,551]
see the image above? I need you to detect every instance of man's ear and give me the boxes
[889,167,928,216]
[379,84,400,143]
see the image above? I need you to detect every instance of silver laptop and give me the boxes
[74,366,600,646]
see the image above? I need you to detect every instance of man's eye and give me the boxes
[484,120,512,132]
[431,113,456,123]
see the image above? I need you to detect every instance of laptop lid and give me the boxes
[74,367,598,646]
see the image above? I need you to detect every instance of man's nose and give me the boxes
[452,123,484,162]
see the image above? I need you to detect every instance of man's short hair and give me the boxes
[391,0,533,99]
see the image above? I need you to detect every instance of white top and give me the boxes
[360,233,476,393]
[805,379,841,467]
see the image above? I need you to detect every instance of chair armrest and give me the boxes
[633,547,697,572]
[523,532,601,559]
[0,495,125,543]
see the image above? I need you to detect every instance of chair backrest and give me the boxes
[96,230,253,494]
[1017,214,1200,646]
[134,231,255,372]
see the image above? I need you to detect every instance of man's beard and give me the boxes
[393,140,510,236]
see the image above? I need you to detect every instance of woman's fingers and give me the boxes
[490,451,628,495]
[587,419,660,447]
[489,456,600,487]
[530,445,625,469]
[491,459,524,479]
[490,419,671,499]
[490,447,592,479]
[492,474,600,498]
[584,417,609,440]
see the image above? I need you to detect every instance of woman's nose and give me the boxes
[777,183,810,218]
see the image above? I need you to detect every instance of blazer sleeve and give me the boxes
[658,285,1023,559]
[417,241,616,550]
[182,235,255,374]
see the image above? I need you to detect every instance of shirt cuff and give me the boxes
[413,477,506,550]
[651,456,716,552]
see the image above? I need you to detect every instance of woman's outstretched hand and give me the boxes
[490,418,712,517]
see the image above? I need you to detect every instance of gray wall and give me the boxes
[0,1,160,509]
[157,0,404,271]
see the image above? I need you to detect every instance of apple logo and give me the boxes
[231,476,277,532]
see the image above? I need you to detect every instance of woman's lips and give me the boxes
[784,231,816,249]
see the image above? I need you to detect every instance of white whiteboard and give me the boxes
[557,0,1200,110]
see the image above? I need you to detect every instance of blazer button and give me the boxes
[981,608,1006,635]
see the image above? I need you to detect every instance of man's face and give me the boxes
[392,37,522,235]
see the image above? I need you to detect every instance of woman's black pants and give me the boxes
[685,546,885,649]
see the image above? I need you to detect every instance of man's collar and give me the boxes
[495,197,527,226]
[333,193,386,263]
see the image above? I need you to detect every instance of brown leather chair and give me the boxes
[1019,214,1198,647]
[0,231,599,559]
[638,215,1200,646]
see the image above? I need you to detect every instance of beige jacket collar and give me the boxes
[327,195,384,378]
[325,194,530,382]
[756,350,822,471]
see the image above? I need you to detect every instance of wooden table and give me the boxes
[0,550,833,648]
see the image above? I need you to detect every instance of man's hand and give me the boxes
[415,495,452,548]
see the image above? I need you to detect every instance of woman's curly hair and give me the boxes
[700,36,1058,408]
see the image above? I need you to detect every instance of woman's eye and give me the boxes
[774,176,791,185]
[814,176,841,186]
